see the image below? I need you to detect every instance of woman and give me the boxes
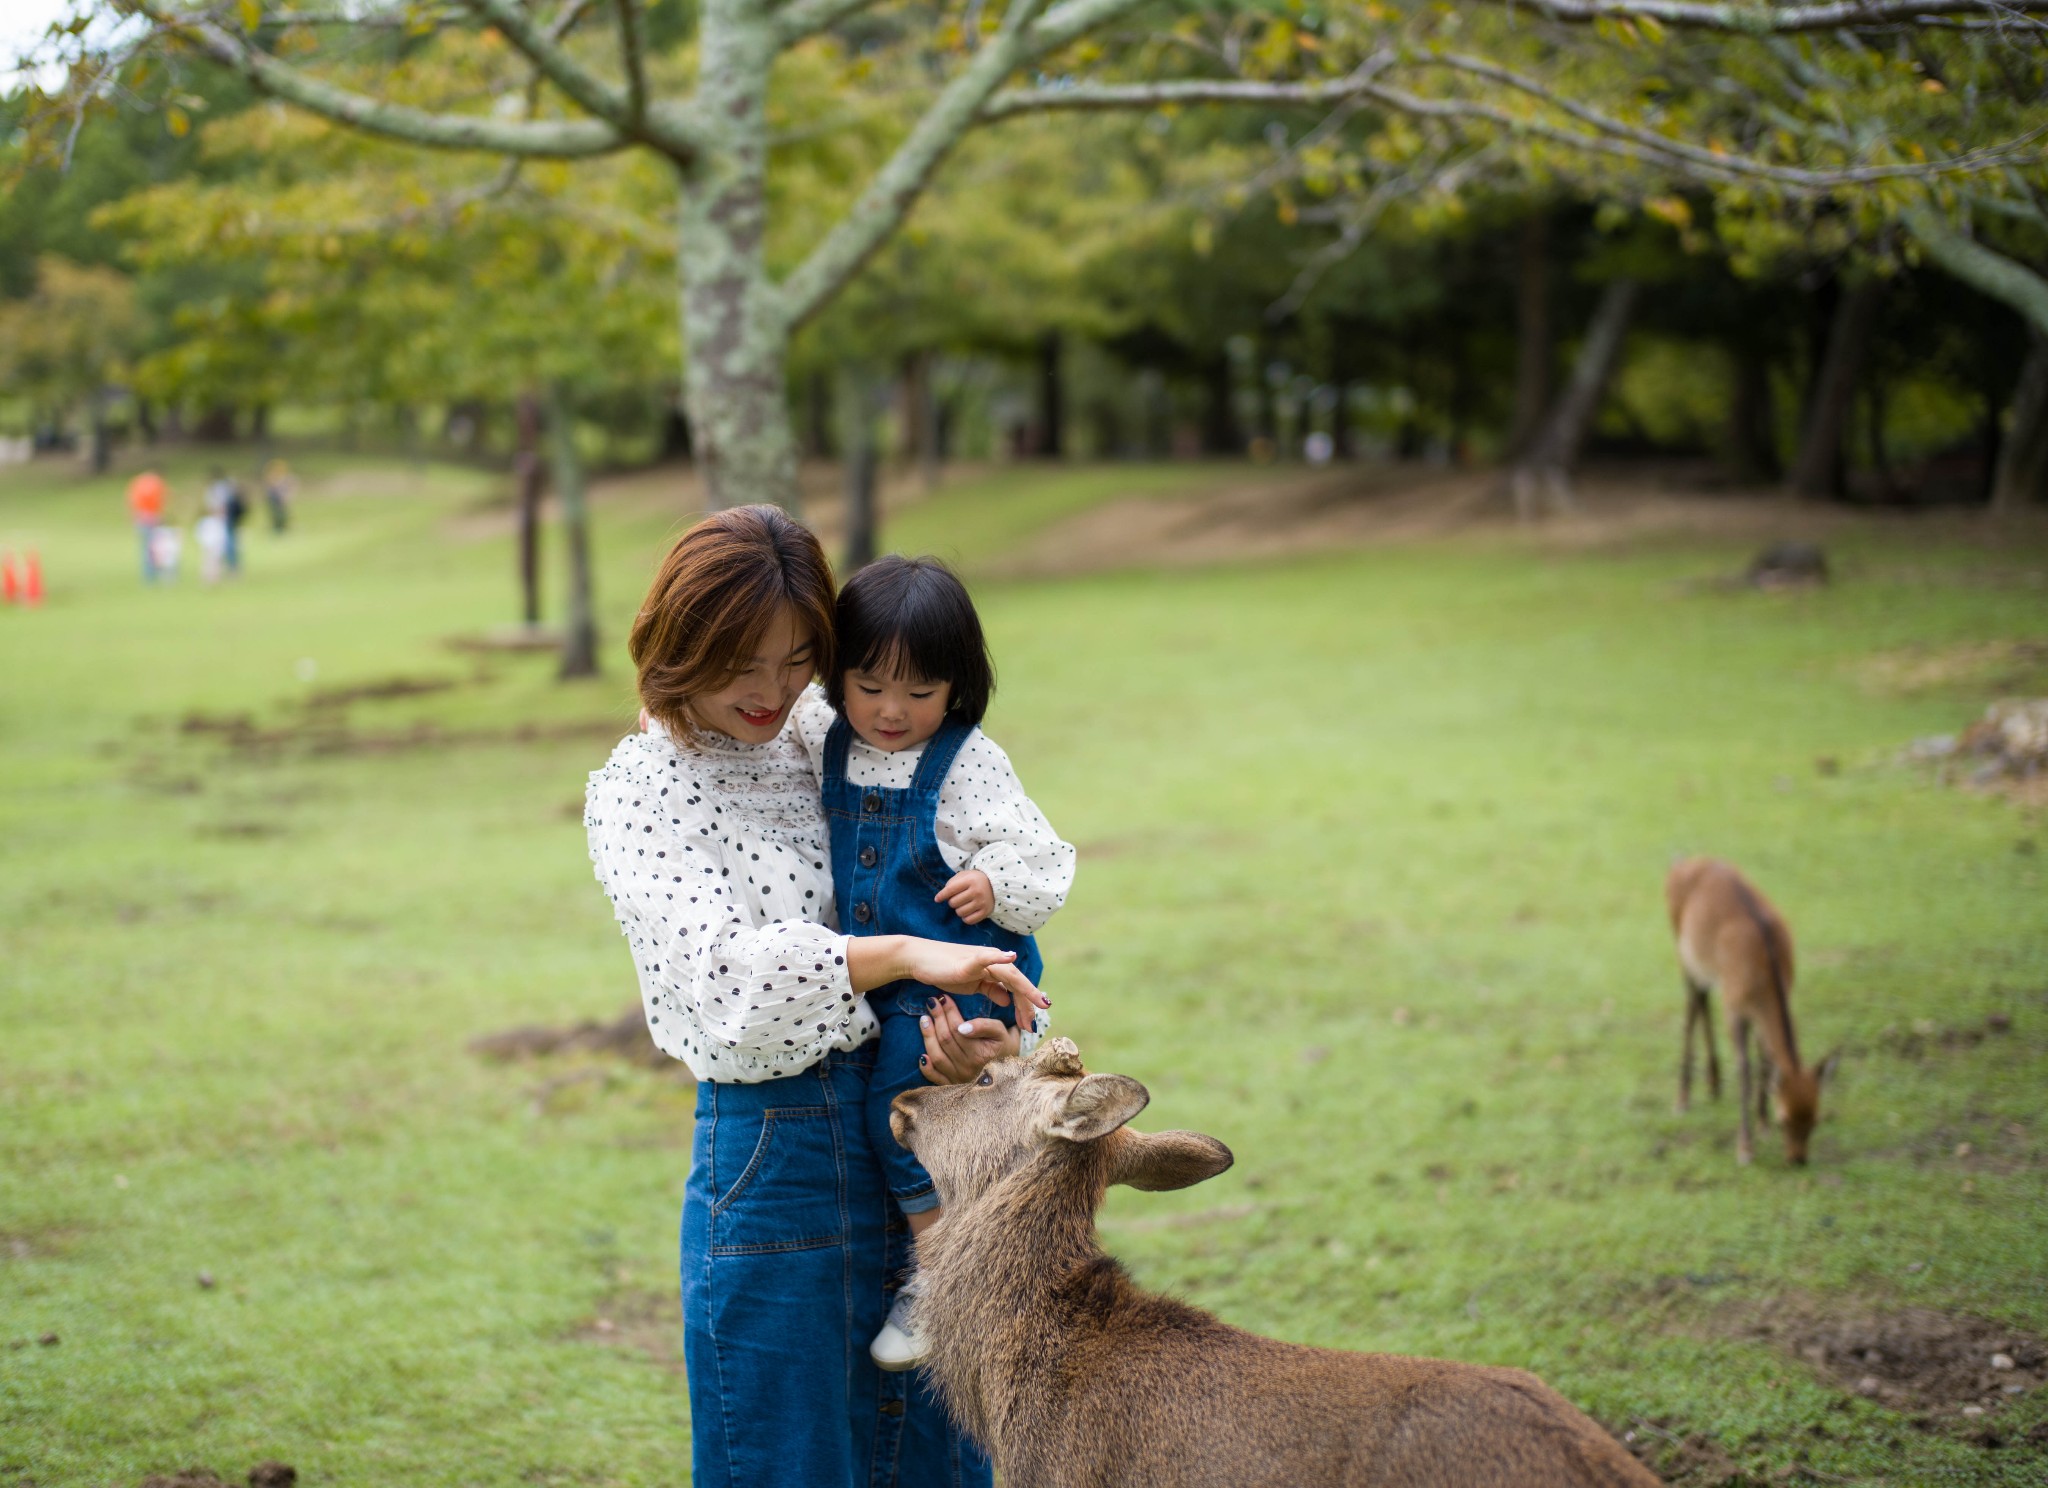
[586,506,1028,1488]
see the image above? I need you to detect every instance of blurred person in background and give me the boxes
[127,469,167,582]
[262,459,295,534]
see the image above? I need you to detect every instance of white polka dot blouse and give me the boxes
[585,705,876,1083]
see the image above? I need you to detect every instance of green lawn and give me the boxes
[2,452,2044,1487]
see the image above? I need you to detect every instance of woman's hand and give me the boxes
[896,939,1049,1023]
[918,994,1016,1085]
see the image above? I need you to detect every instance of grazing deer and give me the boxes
[1666,856,1837,1165]
[891,1039,1661,1488]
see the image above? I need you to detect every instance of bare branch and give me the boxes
[612,0,645,121]
[780,0,1058,325]
[983,54,1395,118]
[124,2,629,157]
[459,0,701,158]
[547,0,604,42]
[773,0,890,47]
[1024,0,1154,59]
[1904,206,2048,336]
[1523,0,2048,33]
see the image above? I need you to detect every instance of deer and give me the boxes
[1666,856,1838,1165]
[890,1038,1662,1488]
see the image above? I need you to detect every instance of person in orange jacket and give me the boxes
[127,470,169,583]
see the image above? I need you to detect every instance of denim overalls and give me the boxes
[682,1042,991,1488]
[822,716,1042,1215]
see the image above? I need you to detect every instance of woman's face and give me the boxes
[686,606,816,744]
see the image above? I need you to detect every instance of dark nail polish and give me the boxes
[919,1055,928,1066]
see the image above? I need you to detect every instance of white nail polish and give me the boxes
[958,1022,975,1035]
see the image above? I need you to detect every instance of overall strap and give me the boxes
[909,720,973,799]
[821,714,855,789]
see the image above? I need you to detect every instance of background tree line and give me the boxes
[4,0,2045,512]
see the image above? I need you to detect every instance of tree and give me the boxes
[0,255,140,466]
[23,0,2041,512]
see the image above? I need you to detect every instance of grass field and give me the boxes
[3,451,2045,1487]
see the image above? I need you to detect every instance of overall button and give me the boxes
[862,793,882,815]
[853,902,872,924]
[878,1399,905,1418]
[858,845,878,869]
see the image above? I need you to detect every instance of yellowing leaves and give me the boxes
[237,0,263,32]
[1644,195,1692,230]
[166,106,191,138]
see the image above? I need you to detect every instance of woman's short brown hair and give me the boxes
[629,505,836,738]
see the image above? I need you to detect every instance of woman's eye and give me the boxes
[976,1071,994,1087]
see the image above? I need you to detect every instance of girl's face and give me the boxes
[843,664,951,753]
[687,606,816,744]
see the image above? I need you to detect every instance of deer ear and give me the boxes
[1045,1073,1149,1144]
[1110,1129,1234,1192]
[1816,1048,1842,1086]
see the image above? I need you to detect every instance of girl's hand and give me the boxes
[918,995,1013,1085]
[934,869,996,926]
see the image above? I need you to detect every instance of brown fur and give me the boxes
[1666,857,1838,1165]
[893,1039,1661,1488]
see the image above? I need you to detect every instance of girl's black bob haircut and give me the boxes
[828,554,994,727]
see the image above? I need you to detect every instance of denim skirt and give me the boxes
[681,1043,991,1488]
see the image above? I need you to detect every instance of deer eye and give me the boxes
[975,1071,994,1087]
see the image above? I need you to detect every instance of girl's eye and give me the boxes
[975,1071,994,1087]
[858,686,881,696]
[910,691,934,701]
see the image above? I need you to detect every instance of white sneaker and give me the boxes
[870,1272,927,1372]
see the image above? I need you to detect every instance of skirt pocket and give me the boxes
[708,1104,846,1256]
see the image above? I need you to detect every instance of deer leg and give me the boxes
[1677,978,1698,1115]
[1702,992,1722,1099]
[1757,1052,1774,1124]
[1703,982,1720,1097]
[1734,1020,1755,1166]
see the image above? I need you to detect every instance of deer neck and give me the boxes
[916,1143,1113,1455]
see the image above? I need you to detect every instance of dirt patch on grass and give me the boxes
[1612,1417,1746,1486]
[571,1286,681,1370]
[1858,640,2048,697]
[989,465,1492,578]
[1725,1296,2045,1420]
[470,1002,679,1074]
[138,1466,293,1488]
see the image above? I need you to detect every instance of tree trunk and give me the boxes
[1510,277,1639,516]
[842,367,880,569]
[1034,330,1064,458]
[676,2,801,511]
[1789,274,1882,500]
[1725,341,1780,484]
[546,381,600,680]
[89,388,111,474]
[514,391,544,627]
[659,394,694,460]
[1508,209,1551,457]
[804,370,834,461]
[1992,331,2048,510]
[136,398,157,445]
[899,349,940,491]
[1200,356,1240,455]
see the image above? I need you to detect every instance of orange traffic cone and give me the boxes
[23,551,42,607]
[0,553,18,605]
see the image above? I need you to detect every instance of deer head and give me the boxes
[890,1037,1233,1209]
[1775,1049,1840,1165]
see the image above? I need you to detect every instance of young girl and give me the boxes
[797,554,1074,1370]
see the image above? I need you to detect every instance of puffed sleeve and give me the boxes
[790,684,836,787]
[935,730,1076,937]
[586,735,868,1070]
